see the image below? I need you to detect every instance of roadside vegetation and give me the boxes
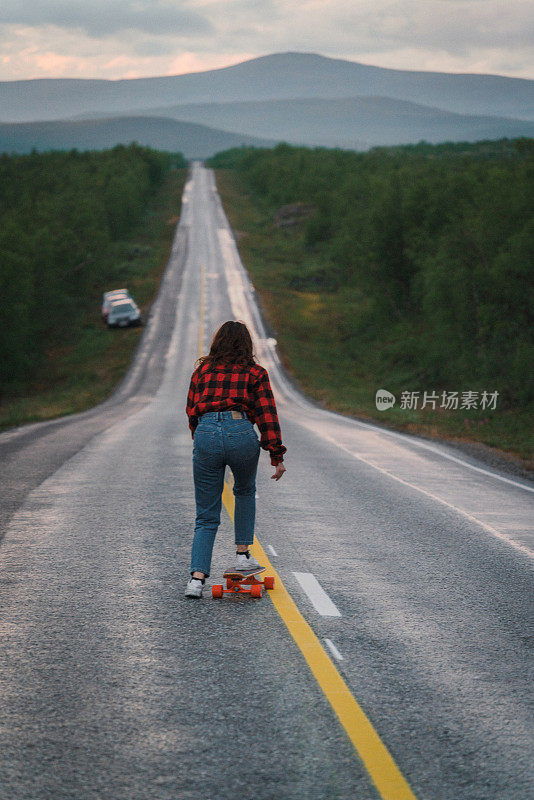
[0,144,187,430]
[210,139,534,466]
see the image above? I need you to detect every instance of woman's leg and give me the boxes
[227,434,260,549]
[190,430,225,578]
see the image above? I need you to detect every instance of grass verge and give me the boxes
[214,167,533,472]
[0,168,187,431]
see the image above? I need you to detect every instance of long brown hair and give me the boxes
[196,320,257,368]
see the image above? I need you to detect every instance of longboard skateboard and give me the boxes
[212,566,275,598]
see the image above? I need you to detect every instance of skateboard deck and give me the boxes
[212,566,275,598]
[223,566,266,580]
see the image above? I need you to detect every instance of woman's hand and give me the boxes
[271,463,286,481]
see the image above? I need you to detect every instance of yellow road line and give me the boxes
[221,483,418,800]
[197,254,417,800]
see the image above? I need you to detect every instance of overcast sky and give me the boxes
[1,0,532,81]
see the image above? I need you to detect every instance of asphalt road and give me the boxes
[0,162,533,800]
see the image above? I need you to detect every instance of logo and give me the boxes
[375,389,395,410]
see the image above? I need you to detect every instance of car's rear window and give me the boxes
[111,302,134,314]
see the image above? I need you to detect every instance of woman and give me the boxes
[185,320,286,598]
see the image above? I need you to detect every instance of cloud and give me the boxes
[0,1,212,38]
[239,0,534,61]
[0,23,249,79]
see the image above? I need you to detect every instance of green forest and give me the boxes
[0,144,185,402]
[211,139,534,459]
[2,138,532,457]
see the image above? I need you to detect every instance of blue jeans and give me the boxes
[190,410,261,577]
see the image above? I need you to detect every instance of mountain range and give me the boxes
[1,52,533,157]
[0,116,274,160]
[102,96,534,150]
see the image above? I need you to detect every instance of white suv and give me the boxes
[101,289,130,320]
[107,298,142,328]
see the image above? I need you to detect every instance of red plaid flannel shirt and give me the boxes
[186,361,287,465]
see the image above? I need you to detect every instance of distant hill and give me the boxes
[3,100,532,157]
[0,116,275,158]
[115,96,534,149]
[1,52,533,124]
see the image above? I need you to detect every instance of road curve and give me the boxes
[0,162,532,800]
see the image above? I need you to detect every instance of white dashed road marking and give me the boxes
[292,572,342,617]
[324,638,344,661]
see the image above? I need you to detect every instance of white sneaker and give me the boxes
[235,552,263,573]
[185,578,204,598]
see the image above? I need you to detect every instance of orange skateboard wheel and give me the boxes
[263,576,275,590]
[212,585,223,598]
[250,584,262,598]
